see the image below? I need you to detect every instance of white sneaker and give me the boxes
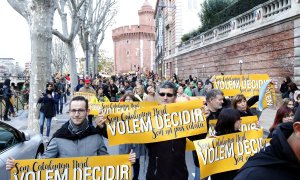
[53,117,58,121]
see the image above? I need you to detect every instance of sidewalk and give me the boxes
[4,102,70,137]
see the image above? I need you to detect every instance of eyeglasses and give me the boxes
[159,93,174,97]
[70,109,86,115]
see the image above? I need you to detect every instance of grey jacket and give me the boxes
[43,134,108,158]
[43,120,108,158]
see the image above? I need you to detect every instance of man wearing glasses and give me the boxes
[6,96,136,170]
[146,81,206,180]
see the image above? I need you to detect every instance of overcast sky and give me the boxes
[0,0,156,67]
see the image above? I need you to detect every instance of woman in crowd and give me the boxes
[96,87,110,102]
[203,81,214,96]
[280,76,292,98]
[231,94,259,117]
[176,85,190,101]
[211,108,241,180]
[268,106,294,137]
[281,98,294,110]
[287,82,299,101]
[37,83,57,137]
[119,92,145,180]
[21,80,30,105]
[9,82,18,117]
[133,80,145,101]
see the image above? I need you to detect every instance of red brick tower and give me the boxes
[112,0,155,74]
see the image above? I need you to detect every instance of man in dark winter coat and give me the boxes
[234,107,300,179]
[146,81,206,180]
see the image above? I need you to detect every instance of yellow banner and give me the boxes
[209,116,258,136]
[74,92,97,102]
[194,129,268,179]
[11,155,131,180]
[89,102,158,115]
[187,116,259,151]
[213,74,269,97]
[105,99,208,146]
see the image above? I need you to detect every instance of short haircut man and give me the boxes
[158,81,177,104]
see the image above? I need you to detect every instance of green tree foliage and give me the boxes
[181,0,269,43]
[199,0,233,33]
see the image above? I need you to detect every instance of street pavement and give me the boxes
[3,101,276,180]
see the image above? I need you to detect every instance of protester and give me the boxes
[108,79,118,102]
[74,79,84,92]
[268,106,294,137]
[79,79,96,94]
[231,94,259,117]
[8,82,18,117]
[234,107,300,179]
[37,83,57,137]
[288,82,299,101]
[203,81,213,96]
[193,89,224,180]
[177,85,190,100]
[280,76,292,98]
[145,81,206,180]
[55,78,65,114]
[6,96,136,171]
[96,87,110,102]
[184,81,193,96]
[282,98,294,110]
[3,79,13,121]
[143,85,160,103]
[119,92,145,180]
[211,108,241,180]
[192,81,205,96]
[133,80,145,100]
[20,80,30,105]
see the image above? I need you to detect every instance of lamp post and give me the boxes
[239,60,243,74]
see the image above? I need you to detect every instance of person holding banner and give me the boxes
[6,96,136,172]
[234,108,300,179]
[79,79,96,94]
[146,81,206,180]
[231,94,259,117]
[119,92,145,180]
[193,89,225,180]
[210,108,242,180]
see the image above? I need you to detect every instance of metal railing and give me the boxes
[177,0,298,53]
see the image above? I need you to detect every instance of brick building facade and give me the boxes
[112,1,155,74]
[160,0,300,91]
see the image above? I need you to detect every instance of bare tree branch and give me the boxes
[52,29,70,42]
[7,0,30,21]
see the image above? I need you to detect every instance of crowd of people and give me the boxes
[3,72,300,179]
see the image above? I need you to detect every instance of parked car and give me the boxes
[0,121,45,180]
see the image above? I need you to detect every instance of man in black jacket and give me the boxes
[146,81,207,180]
[234,107,300,179]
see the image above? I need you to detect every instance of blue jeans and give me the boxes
[55,95,63,114]
[40,112,52,137]
[195,166,200,180]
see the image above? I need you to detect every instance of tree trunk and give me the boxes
[27,3,55,132]
[66,42,78,94]
[93,44,99,75]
